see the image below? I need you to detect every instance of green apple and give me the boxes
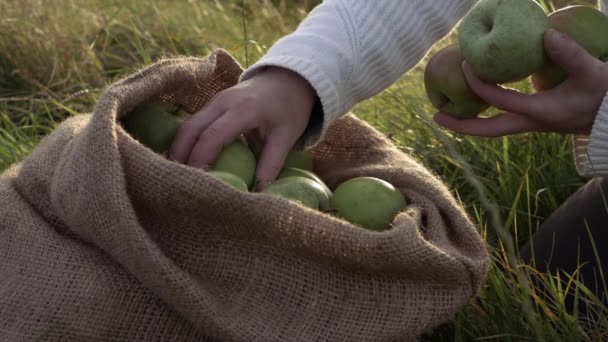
[531,5,608,90]
[262,176,329,210]
[282,150,314,171]
[174,108,191,119]
[424,44,490,118]
[330,177,406,231]
[145,99,179,115]
[210,140,257,188]
[207,170,249,192]
[249,145,314,172]
[120,100,184,154]
[458,0,549,83]
[277,167,332,211]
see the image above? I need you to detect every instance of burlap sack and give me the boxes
[0,49,489,341]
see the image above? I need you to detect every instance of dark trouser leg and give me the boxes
[520,177,608,316]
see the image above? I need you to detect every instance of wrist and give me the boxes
[258,66,316,108]
[242,63,327,148]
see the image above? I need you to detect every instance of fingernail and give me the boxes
[461,61,468,72]
[547,29,568,52]
[548,29,560,43]
[256,178,269,190]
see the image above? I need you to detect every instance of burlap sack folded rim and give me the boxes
[91,49,488,290]
[3,48,490,341]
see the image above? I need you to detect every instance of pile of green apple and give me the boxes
[119,101,407,231]
[424,0,608,119]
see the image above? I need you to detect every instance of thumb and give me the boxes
[544,28,598,76]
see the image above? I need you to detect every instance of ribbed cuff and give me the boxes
[573,90,608,177]
[240,56,340,147]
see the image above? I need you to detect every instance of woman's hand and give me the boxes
[170,66,316,190]
[434,29,608,137]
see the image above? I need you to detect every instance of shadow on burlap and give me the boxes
[0,49,489,341]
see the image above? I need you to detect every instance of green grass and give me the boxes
[1,0,607,340]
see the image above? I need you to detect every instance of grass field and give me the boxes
[1,0,606,340]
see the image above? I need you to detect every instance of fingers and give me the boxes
[254,131,293,191]
[244,131,264,158]
[187,109,256,169]
[433,112,540,137]
[462,62,553,116]
[543,29,600,78]
[169,96,225,163]
[433,29,602,139]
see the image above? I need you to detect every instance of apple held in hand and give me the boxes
[424,44,490,118]
[207,170,249,192]
[532,5,608,90]
[458,0,549,83]
[330,177,406,231]
[209,140,257,188]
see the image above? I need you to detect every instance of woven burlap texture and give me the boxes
[0,49,489,341]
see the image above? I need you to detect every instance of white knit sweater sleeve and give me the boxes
[240,0,478,146]
[572,0,608,177]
